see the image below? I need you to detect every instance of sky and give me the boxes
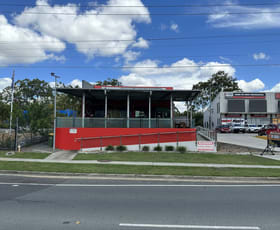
[1,0,280,111]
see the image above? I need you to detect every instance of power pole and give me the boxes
[9,70,15,135]
[51,73,60,152]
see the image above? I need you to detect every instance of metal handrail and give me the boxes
[75,130,196,142]
[75,130,197,151]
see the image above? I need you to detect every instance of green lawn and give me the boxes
[0,152,50,159]
[74,152,280,166]
[0,161,280,177]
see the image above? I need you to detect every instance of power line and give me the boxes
[2,10,280,16]
[1,33,280,44]
[1,2,280,8]
[1,63,280,69]
[0,39,279,51]
[1,52,280,59]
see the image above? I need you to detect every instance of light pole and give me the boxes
[51,72,60,152]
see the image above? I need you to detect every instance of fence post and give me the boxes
[81,138,83,151]
[176,132,179,148]
[120,135,122,146]
[157,133,160,145]
[100,136,103,151]
[139,134,141,151]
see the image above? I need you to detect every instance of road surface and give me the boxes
[0,174,279,230]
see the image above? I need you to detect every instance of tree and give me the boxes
[0,93,9,127]
[192,71,241,110]
[1,78,53,134]
[95,78,122,86]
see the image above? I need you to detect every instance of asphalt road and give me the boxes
[0,174,280,230]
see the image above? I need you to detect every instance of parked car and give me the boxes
[216,125,231,133]
[231,123,245,133]
[258,124,279,136]
[245,124,261,133]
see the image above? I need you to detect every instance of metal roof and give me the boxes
[57,81,200,101]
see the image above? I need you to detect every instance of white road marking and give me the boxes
[12,184,19,187]
[119,223,261,229]
[0,182,280,187]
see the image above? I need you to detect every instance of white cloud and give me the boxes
[270,83,280,92]
[0,15,65,66]
[207,2,280,29]
[123,51,141,63]
[170,23,179,32]
[15,0,151,58]
[253,52,270,60]
[132,37,149,49]
[119,58,235,90]
[237,78,265,92]
[69,79,82,88]
[160,22,179,33]
[119,58,235,112]
[0,77,12,91]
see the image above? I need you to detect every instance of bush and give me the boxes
[153,145,162,152]
[142,146,150,152]
[105,145,114,151]
[116,145,127,152]
[176,146,186,153]
[165,145,174,151]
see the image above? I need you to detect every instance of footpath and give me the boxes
[1,157,280,169]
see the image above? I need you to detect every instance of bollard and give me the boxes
[17,144,21,152]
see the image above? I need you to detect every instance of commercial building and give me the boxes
[204,91,280,129]
[55,81,200,151]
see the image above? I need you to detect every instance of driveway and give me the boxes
[218,133,272,151]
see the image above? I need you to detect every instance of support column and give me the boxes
[105,90,107,128]
[170,94,173,128]
[190,101,193,128]
[149,91,151,128]
[82,92,85,128]
[127,94,130,128]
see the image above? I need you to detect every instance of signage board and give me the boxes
[197,141,216,152]
[69,129,77,134]
[225,92,265,99]
[275,93,280,99]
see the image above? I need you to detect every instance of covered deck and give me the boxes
[57,81,200,129]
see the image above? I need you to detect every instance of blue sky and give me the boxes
[1,0,280,96]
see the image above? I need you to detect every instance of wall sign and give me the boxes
[197,141,216,152]
[69,129,77,134]
[275,93,280,99]
[225,92,265,99]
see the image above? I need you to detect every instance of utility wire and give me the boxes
[0,39,279,50]
[1,2,280,8]
[1,53,280,59]
[2,63,280,69]
[2,10,280,16]
[1,33,280,43]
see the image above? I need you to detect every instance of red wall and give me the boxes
[56,128,196,150]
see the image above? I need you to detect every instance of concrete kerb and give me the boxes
[1,171,280,183]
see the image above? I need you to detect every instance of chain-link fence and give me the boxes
[0,119,49,151]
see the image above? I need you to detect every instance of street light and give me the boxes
[51,72,60,152]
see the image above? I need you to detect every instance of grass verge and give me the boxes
[74,152,280,166]
[0,152,50,159]
[0,161,280,177]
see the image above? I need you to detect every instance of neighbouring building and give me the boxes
[204,91,280,129]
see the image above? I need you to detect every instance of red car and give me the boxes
[216,125,231,133]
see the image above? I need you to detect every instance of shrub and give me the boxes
[142,146,150,152]
[116,145,127,152]
[165,145,174,151]
[105,145,114,151]
[176,146,186,153]
[153,145,162,152]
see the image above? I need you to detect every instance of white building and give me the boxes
[204,91,280,129]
